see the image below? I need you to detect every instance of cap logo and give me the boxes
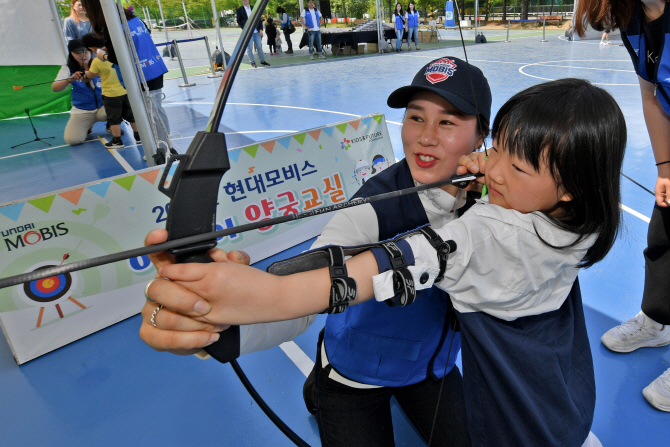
[425,58,457,84]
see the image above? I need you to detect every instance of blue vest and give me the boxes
[70,69,103,111]
[304,9,320,28]
[458,278,595,446]
[323,159,461,387]
[115,17,168,87]
[395,13,405,30]
[407,11,419,28]
[622,2,670,115]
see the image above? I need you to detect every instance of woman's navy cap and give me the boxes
[67,39,87,53]
[387,56,492,123]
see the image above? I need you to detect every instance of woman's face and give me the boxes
[73,1,85,15]
[71,49,90,66]
[401,92,482,189]
[409,3,415,11]
[396,3,402,11]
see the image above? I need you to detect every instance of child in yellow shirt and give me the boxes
[82,33,139,149]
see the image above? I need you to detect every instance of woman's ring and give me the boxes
[151,305,163,328]
[144,278,158,300]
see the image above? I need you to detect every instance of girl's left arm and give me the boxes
[147,251,379,326]
[639,76,670,206]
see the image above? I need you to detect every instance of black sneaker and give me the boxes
[105,139,123,149]
[87,128,93,136]
[286,49,294,54]
[260,61,270,66]
[106,126,125,136]
[134,132,141,143]
[251,62,257,68]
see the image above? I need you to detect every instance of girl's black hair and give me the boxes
[395,3,404,16]
[407,2,416,12]
[80,0,135,35]
[276,6,285,14]
[492,78,627,267]
[267,17,273,24]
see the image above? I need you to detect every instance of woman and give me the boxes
[80,0,171,154]
[63,0,92,41]
[577,0,670,413]
[277,6,294,54]
[140,57,492,446]
[407,2,420,50]
[52,38,106,146]
[393,3,407,52]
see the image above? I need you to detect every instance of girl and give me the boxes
[576,0,670,412]
[407,2,420,50]
[63,0,92,41]
[145,78,625,446]
[142,56,490,447]
[265,17,278,55]
[393,3,407,52]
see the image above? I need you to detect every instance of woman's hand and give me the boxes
[139,229,250,355]
[456,151,488,192]
[655,165,670,207]
[68,71,84,83]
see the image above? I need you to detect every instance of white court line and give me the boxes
[279,341,315,377]
[519,59,638,85]
[98,136,134,173]
[621,204,651,223]
[523,63,634,73]
[0,143,70,160]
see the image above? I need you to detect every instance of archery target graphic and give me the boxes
[18,261,78,307]
[17,260,84,328]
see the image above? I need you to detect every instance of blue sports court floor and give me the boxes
[1,28,669,446]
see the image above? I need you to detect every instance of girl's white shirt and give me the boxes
[372,196,596,321]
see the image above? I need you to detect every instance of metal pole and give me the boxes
[99,0,158,166]
[505,19,511,42]
[541,18,547,42]
[181,0,192,38]
[48,0,68,57]
[204,36,222,78]
[474,0,478,36]
[173,39,196,87]
[156,0,171,54]
[210,0,227,69]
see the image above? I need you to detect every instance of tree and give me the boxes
[520,0,529,20]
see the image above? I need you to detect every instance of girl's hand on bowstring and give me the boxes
[139,229,250,355]
[655,165,670,207]
[456,151,488,192]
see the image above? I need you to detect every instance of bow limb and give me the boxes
[158,0,271,264]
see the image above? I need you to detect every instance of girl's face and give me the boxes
[397,3,402,11]
[74,1,85,15]
[401,92,482,190]
[409,3,415,11]
[484,138,572,215]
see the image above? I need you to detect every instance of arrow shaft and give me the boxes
[0,173,481,290]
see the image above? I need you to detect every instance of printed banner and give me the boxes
[0,114,395,364]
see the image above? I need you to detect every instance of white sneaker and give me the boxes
[601,311,670,353]
[319,53,326,59]
[599,41,606,46]
[643,368,670,412]
[310,54,314,60]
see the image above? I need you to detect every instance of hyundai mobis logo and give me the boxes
[425,58,457,84]
[3,222,69,251]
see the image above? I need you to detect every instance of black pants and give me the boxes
[283,29,293,51]
[314,352,471,447]
[642,203,670,324]
[102,94,134,126]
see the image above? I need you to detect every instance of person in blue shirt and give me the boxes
[51,39,105,145]
[406,2,420,50]
[393,3,408,52]
[63,0,92,41]
[301,0,327,60]
[576,0,670,413]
